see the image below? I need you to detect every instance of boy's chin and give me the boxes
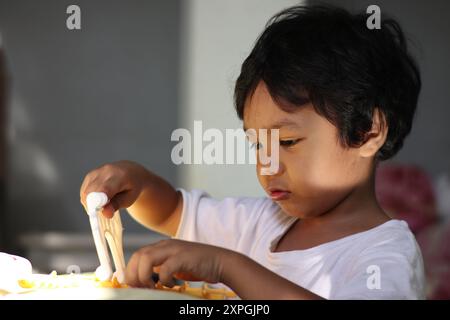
[276,200,311,219]
[276,198,330,220]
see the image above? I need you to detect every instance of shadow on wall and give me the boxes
[0,0,181,256]
[0,45,67,254]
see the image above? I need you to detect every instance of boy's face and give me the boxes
[243,82,373,219]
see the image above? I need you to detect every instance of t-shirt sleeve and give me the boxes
[173,188,276,252]
[334,233,426,300]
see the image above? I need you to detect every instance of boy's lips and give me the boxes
[267,187,291,201]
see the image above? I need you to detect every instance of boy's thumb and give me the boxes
[101,193,129,218]
[101,203,116,219]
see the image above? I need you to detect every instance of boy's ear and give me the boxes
[359,108,388,158]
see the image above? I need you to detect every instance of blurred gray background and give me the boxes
[0,0,181,271]
[0,0,449,273]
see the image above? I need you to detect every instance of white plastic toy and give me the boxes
[86,192,126,283]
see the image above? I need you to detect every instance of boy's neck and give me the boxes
[307,171,389,227]
[275,172,390,252]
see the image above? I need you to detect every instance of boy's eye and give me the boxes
[250,142,263,150]
[251,139,301,150]
[280,139,300,147]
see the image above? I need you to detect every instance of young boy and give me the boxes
[80,5,425,299]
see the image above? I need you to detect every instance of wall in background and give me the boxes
[0,0,181,252]
[178,0,301,199]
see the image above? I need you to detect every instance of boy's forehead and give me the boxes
[243,82,296,129]
[242,81,317,131]
[243,117,302,132]
[243,98,312,132]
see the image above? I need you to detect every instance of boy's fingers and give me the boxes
[101,203,115,219]
[125,251,141,286]
[101,191,135,218]
[158,257,180,288]
[153,265,162,274]
[80,171,97,205]
[127,249,159,288]
[148,241,201,281]
[126,241,184,288]
[137,254,156,288]
[81,174,124,204]
[173,272,202,282]
[153,260,200,282]
[137,250,172,288]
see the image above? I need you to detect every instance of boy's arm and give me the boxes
[221,250,323,300]
[125,239,323,299]
[126,171,183,236]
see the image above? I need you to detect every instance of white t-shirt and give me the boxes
[174,188,426,299]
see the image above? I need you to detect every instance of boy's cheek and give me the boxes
[289,160,360,202]
[304,147,363,184]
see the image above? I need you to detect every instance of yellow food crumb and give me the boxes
[17,272,236,299]
[18,279,34,289]
[99,276,128,288]
[155,282,237,300]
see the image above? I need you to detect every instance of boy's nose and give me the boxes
[259,159,285,176]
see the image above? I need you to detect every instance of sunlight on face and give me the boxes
[243,82,372,219]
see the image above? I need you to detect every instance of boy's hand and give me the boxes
[125,239,228,288]
[80,160,149,218]
[126,239,322,300]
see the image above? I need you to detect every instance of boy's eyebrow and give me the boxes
[243,119,302,132]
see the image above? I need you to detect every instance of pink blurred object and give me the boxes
[416,222,450,300]
[375,164,450,299]
[375,164,437,233]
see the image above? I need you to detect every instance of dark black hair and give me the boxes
[234,4,421,160]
